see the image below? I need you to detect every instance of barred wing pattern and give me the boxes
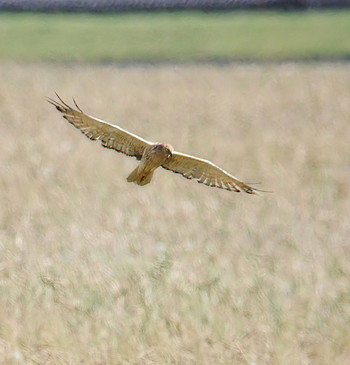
[162,152,256,193]
[47,95,152,160]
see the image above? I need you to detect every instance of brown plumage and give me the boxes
[48,94,261,194]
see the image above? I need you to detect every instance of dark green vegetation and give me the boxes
[0,10,350,62]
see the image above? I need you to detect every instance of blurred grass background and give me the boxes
[1,62,349,364]
[1,11,350,62]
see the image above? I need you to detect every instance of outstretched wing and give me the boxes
[162,152,257,194]
[48,94,152,160]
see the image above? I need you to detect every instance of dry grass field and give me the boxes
[0,62,349,364]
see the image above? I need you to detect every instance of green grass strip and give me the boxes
[1,11,350,62]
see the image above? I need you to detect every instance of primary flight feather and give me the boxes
[48,94,259,194]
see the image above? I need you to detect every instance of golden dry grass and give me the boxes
[0,62,349,364]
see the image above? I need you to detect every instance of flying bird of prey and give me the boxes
[48,94,259,194]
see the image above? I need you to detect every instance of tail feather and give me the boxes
[127,167,138,183]
[127,167,154,186]
[138,171,154,186]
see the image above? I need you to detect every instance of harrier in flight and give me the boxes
[48,94,260,194]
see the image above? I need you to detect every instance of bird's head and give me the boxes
[162,143,174,158]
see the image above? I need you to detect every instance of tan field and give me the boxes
[0,62,349,364]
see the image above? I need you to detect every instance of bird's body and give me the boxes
[127,143,174,186]
[48,94,261,194]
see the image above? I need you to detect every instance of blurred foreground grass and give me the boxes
[0,10,350,62]
[0,62,349,364]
